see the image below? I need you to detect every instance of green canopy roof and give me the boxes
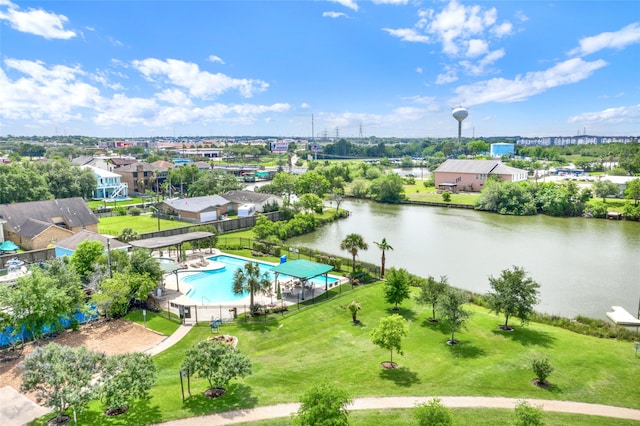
[271,259,333,280]
[0,241,19,252]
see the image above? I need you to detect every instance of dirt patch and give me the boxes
[0,319,165,402]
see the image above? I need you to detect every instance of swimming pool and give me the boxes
[182,255,338,304]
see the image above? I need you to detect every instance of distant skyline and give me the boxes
[1,1,638,139]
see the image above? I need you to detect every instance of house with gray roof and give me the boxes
[55,230,130,258]
[434,159,528,192]
[0,198,99,250]
[160,195,232,223]
[222,190,281,213]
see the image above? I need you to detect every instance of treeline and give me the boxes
[475,178,640,220]
[0,159,96,204]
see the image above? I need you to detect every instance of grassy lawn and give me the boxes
[98,215,189,236]
[238,408,640,425]
[39,281,640,425]
[87,197,148,210]
[404,183,479,205]
[125,309,182,336]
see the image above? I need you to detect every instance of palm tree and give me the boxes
[232,262,271,313]
[347,301,362,324]
[340,233,368,275]
[374,238,393,278]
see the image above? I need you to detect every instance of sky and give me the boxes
[0,0,639,139]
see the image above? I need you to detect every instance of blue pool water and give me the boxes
[183,255,338,303]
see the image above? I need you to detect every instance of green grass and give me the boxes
[35,282,640,425]
[98,215,189,236]
[87,197,148,209]
[237,408,640,425]
[404,183,479,205]
[124,309,182,336]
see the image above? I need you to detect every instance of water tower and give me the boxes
[452,107,468,144]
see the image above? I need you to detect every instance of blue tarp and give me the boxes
[0,306,98,347]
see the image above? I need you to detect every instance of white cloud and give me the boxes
[372,0,409,4]
[453,57,607,106]
[300,103,311,109]
[416,67,423,74]
[569,23,640,56]
[323,11,348,19]
[382,28,430,43]
[0,2,76,39]
[156,89,193,107]
[466,39,488,57]
[208,55,225,64]
[491,22,513,37]
[569,104,640,124]
[459,48,504,75]
[436,66,458,85]
[329,0,358,12]
[515,11,528,22]
[131,58,268,98]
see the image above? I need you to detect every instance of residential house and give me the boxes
[55,230,129,258]
[160,195,232,223]
[114,162,162,195]
[222,190,281,213]
[82,165,129,200]
[0,198,99,250]
[434,159,528,192]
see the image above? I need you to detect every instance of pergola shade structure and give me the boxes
[271,259,333,300]
[128,231,215,262]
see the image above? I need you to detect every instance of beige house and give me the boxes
[434,159,528,193]
[0,198,99,250]
[160,196,232,223]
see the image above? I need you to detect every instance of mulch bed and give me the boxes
[381,361,398,369]
[204,387,226,398]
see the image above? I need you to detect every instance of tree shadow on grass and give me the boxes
[446,340,486,359]
[182,383,258,416]
[531,380,563,395]
[378,366,421,387]
[389,307,417,322]
[76,397,162,425]
[491,326,556,348]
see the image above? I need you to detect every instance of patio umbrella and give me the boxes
[0,241,19,252]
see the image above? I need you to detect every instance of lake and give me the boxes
[288,199,640,320]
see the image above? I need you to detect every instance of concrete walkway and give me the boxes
[144,323,193,356]
[156,396,640,425]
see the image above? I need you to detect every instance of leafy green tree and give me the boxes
[437,289,471,344]
[181,340,252,394]
[21,343,105,424]
[475,180,537,215]
[347,301,362,324]
[513,400,545,426]
[624,178,640,205]
[415,275,449,321]
[130,249,163,284]
[252,213,279,240]
[370,314,408,366]
[383,267,411,310]
[487,266,540,330]
[369,173,405,203]
[99,352,156,414]
[270,172,298,205]
[592,179,619,202]
[0,269,84,342]
[70,240,105,283]
[187,171,243,197]
[298,193,324,213]
[532,357,554,385]
[91,272,132,318]
[118,227,139,242]
[373,238,393,278]
[348,177,370,198]
[232,261,271,312]
[293,382,352,426]
[295,171,331,197]
[414,397,453,426]
[340,233,368,274]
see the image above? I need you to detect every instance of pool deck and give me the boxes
[155,250,347,323]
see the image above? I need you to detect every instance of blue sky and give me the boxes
[1,0,638,139]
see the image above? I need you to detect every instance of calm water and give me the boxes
[288,199,640,319]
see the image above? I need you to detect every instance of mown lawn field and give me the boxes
[98,214,189,236]
[34,280,640,425]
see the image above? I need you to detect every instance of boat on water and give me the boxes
[0,258,31,284]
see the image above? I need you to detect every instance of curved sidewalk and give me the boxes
[157,396,640,425]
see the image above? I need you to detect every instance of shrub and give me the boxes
[513,400,544,426]
[623,203,640,221]
[584,201,608,218]
[532,357,553,383]
[442,191,451,202]
[128,207,142,216]
[113,206,127,216]
[414,398,452,426]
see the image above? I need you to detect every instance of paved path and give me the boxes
[156,396,640,425]
[144,323,192,356]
